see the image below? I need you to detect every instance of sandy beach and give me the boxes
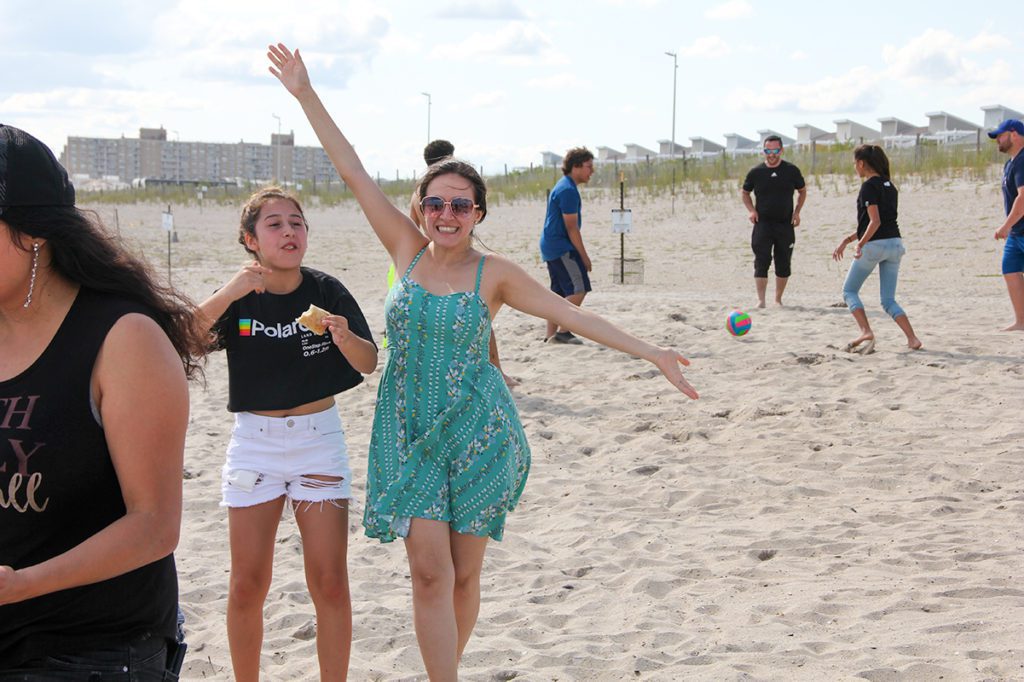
[85,175,1023,681]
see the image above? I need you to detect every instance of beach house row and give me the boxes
[540,104,1023,165]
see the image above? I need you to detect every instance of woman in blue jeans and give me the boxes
[832,145,922,353]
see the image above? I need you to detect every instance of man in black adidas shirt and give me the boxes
[741,135,807,307]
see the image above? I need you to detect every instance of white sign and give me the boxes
[611,208,632,234]
[161,212,174,232]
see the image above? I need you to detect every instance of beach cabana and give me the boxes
[596,146,626,162]
[724,133,759,156]
[834,119,881,144]
[794,124,834,146]
[688,136,725,157]
[982,104,1024,131]
[624,143,658,163]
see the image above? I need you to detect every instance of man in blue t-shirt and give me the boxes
[990,118,1024,331]
[540,147,594,344]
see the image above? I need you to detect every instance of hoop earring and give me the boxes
[23,243,40,309]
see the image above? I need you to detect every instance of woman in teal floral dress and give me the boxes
[269,43,698,680]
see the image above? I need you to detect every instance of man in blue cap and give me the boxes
[989,118,1024,331]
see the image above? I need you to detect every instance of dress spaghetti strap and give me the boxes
[474,255,486,294]
[404,246,428,279]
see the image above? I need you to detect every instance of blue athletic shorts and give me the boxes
[1002,232,1024,274]
[546,251,592,297]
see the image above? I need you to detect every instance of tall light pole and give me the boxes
[421,92,431,144]
[665,51,678,215]
[272,113,282,182]
[171,130,180,184]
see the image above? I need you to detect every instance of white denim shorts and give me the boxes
[220,406,353,508]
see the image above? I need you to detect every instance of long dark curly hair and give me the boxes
[3,205,208,380]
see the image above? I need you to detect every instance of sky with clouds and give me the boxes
[3,0,1022,178]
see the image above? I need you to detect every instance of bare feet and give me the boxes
[502,372,520,388]
[756,300,766,309]
[907,338,923,350]
[774,299,785,307]
[842,333,874,353]
[1001,323,1024,331]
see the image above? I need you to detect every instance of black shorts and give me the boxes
[546,251,592,297]
[751,222,795,278]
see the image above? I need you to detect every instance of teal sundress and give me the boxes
[363,247,531,542]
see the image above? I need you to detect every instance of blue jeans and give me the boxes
[842,237,907,319]
[0,635,173,681]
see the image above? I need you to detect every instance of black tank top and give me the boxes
[0,287,177,665]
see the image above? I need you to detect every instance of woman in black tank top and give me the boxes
[0,125,206,676]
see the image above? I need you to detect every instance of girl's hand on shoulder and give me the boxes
[267,43,311,98]
[225,261,271,299]
[652,348,698,399]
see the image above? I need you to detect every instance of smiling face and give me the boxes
[763,140,783,168]
[421,173,482,248]
[244,197,308,269]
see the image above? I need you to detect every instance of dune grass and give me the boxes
[79,140,1003,208]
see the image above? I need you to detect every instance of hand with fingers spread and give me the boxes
[651,348,699,399]
[267,43,312,98]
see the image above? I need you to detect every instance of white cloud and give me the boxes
[726,66,880,113]
[527,73,586,89]
[790,50,808,61]
[680,35,731,59]
[434,0,528,20]
[704,1,753,20]
[429,22,562,64]
[883,29,1011,87]
[468,91,506,109]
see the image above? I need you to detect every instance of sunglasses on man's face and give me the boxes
[763,148,782,155]
[420,196,477,217]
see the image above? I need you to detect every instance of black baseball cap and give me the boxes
[0,124,76,214]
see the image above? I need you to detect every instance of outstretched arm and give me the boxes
[489,257,698,399]
[267,43,426,265]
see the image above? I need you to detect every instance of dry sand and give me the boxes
[86,175,1023,681]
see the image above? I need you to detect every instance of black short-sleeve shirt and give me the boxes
[856,176,900,241]
[742,160,806,224]
[212,267,375,412]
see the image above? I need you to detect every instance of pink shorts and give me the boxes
[220,406,353,508]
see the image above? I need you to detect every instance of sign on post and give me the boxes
[611,208,632,234]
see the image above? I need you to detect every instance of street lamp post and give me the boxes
[664,51,678,215]
[171,130,180,184]
[272,113,282,182]
[421,92,431,144]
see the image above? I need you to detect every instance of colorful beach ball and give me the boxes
[727,310,751,337]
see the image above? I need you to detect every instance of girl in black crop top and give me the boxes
[197,187,377,679]
[831,144,923,353]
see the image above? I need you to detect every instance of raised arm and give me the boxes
[267,43,426,264]
[488,257,698,399]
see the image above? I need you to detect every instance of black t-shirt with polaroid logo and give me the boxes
[212,267,375,412]
[856,176,900,241]
[742,159,806,224]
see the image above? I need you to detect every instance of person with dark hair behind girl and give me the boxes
[0,124,206,678]
[197,187,377,681]
[267,43,697,680]
[832,144,922,353]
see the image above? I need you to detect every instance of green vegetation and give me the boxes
[79,140,1003,207]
